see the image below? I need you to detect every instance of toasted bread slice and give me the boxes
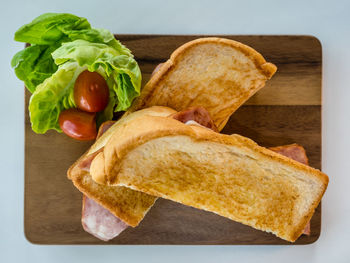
[128,37,277,130]
[90,115,328,242]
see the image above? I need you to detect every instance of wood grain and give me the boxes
[24,35,322,245]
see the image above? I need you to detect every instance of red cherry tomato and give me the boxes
[59,108,97,141]
[74,70,109,112]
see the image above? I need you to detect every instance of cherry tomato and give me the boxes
[74,70,109,112]
[59,108,97,141]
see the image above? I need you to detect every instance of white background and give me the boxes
[1,0,349,262]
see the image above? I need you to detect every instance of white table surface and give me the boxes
[1,0,349,262]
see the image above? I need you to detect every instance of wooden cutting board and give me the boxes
[24,35,322,245]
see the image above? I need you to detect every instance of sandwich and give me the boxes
[87,110,328,242]
[70,105,327,242]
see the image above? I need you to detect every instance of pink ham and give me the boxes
[269,144,311,235]
[78,148,103,172]
[96,120,116,138]
[81,195,128,241]
[171,107,218,132]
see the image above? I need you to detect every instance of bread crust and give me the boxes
[90,115,328,242]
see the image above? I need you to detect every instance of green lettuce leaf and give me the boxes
[29,62,84,133]
[11,44,58,93]
[14,13,90,45]
[29,40,141,133]
[12,13,131,93]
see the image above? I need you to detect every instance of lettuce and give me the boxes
[29,62,84,133]
[11,44,58,93]
[12,13,131,92]
[12,13,142,134]
[30,40,141,133]
[14,13,90,45]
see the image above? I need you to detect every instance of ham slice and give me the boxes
[79,148,103,172]
[172,107,218,132]
[96,120,116,138]
[269,144,309,165]
[81,195,128,241]
[269,144,311,235]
